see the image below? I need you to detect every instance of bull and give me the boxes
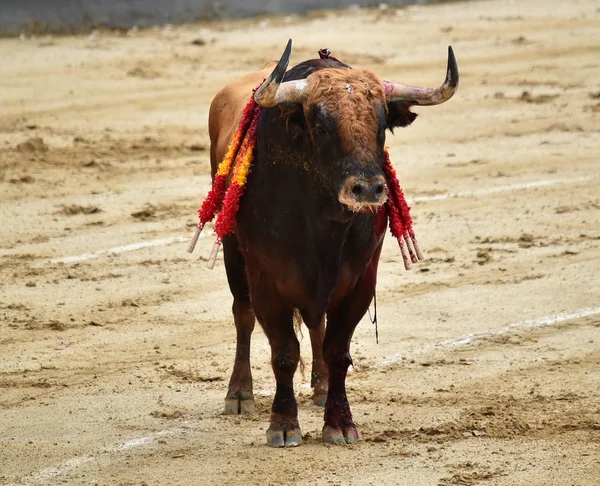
[206,40,458,447]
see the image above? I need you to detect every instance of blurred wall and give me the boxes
[0,0,439,36]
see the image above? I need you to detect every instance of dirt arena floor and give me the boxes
[1,0,599,484]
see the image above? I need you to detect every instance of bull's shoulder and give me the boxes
[210,61,276,120]
[209,61,277,173]
[209,61,276,142]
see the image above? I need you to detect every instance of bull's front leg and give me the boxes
[266,324,302,447]
[321,249,381,445]
[250,278,302,447]
[321,327,358,444]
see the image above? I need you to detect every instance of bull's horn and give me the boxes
[254,39,308,107]
[384,46,459,105]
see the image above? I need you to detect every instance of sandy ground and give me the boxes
[1,0,599,484]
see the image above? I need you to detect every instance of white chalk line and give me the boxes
[44,175,593,264]
[379,306,600,366]
[410,175,593,202]
[7,428,190,486]
[49,232,214,264]
[17,457,95,485]
[49,236,187,264]
[436,306,600,348]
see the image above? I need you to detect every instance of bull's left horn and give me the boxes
[254,39,308,107]
[384,46,459,105]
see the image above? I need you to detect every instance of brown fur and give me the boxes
[304,68,386,161]
[209,59,390,443]
[208,61,277,176]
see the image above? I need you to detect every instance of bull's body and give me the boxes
[206,41,458,446]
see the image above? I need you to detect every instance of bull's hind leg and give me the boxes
[309,318,328,407]
[222,235,256,415]
[322,246,382,444]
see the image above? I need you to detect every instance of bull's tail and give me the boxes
[293,309,307,380]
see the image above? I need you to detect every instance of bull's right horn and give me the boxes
[384,46,459,106]
[254,39,308,107]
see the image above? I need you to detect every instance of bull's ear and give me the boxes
[386,101,418,130]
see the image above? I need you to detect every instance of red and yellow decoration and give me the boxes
[187,82,262,267]
[213,105,260,242]
[383,147,423,270]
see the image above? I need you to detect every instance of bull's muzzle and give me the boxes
[339,175,388,211]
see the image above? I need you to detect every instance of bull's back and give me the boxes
[208,62,277,178]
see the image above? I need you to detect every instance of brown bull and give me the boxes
[206,40,458,446]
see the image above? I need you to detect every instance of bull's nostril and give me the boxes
[351,184,362,197]
[344,179,386,205]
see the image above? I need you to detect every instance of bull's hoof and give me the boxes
[322,424,359,445]
[266,425,302,448]
[312,392,327,407]
[223,398,256,415]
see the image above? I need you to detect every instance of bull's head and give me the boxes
[254,40,458,213]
